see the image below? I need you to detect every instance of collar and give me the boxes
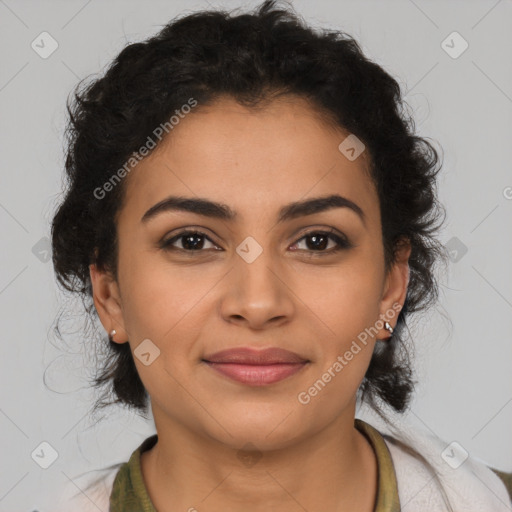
[109,418,400,511]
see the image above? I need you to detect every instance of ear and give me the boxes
[378,238,412,338]
[89,264,129,344]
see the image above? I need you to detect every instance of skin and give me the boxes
[90,95,411,512]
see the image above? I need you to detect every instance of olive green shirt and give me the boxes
[109,419,512,511]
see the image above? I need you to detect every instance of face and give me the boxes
[91,95,410,450]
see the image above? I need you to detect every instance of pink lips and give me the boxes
[202,347,309,386]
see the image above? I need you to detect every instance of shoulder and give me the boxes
[52,465,120,512]
[380,422,512,511]
[51,434,157,511]
[491,468,512,500]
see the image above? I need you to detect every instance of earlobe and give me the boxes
[89,264,129,344]
[378,239,411,337]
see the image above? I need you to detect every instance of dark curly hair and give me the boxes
[51,0,449,421]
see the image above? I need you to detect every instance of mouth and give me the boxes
[202,361,309,386]
[201,347,310,386]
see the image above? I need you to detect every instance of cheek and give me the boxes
[296,273,379,409]
[295,256,383,334]
[117,247,221,350]
[117,256,210,398]
[291,255,383,385]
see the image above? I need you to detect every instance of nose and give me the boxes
[219,243,295,330]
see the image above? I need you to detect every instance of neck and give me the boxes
[140,407,377,512]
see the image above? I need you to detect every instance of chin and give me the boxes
[205,411,307,451]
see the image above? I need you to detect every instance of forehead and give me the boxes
[120,95,379,226]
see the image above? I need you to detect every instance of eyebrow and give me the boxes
[141,194,366,226]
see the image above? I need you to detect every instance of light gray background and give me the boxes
[1,0,511,509]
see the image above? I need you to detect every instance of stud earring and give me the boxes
[380,321,395,341]
[109,329,117,342]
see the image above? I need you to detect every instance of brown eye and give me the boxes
[160,230,219,252]
[160,229,352,255]
[290,231,352,253]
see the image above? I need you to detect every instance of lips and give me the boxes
[202,347,310,386]
[202,347,308,365]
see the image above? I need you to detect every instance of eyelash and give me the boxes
[159,228,353,256]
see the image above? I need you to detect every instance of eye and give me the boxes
[160,230,219,252]
[290,229,352,254]
[160,228,352,254]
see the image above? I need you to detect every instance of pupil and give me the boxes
[183,234,203,250]
[308,234,327,250]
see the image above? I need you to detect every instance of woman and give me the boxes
[51,1,511,510]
